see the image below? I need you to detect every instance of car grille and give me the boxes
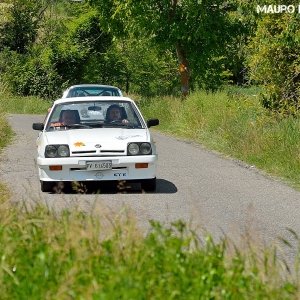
[71,150,125,157]
[72,150,97,154]
[70,166,127,171]
[100,150,124,153]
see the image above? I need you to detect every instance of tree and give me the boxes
[221,0,258,85]
[88,0,233,96]
[247,3,300,113]
[0,0,52,53]
[107,36,178,96]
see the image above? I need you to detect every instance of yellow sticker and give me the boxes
[74,141,85,147]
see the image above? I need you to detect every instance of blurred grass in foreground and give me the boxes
[0,198,298,299]
[139,88,300,189]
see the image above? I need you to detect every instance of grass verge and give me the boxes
[0,199,298,299]
[0,112,14,150]
[0,92,52,114]
[138,89,300,189]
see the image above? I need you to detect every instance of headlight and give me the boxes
[127,142,152,155]
[45,145,70,158]
[57,145,70,157]
[140,143,152,155]
[45,145,57,158]
[128,143,140,155]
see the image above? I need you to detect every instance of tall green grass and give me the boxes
[0,91,46,173]
[139,90,300,189]
[0,93,51,114]
[0,112,14,150]
[0,200,297,299]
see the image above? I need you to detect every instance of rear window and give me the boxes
[66,87,121,97]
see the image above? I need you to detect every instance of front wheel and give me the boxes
[40,181,54,193]
[141,178,156,192]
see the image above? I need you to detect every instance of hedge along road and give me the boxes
[1,114,300,266]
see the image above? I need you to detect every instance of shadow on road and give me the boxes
[156,179,178,193]
[47,178,177,195]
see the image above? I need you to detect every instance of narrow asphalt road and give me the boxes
[1,114,300,267]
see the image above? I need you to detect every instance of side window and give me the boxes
[49,107,62,123]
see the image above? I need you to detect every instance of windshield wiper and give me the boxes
[103,122,136,128]
[67,123,92,129]
[83,122,105,128]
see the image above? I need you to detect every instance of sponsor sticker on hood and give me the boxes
[74,141,85,147]
[115,135,143,140]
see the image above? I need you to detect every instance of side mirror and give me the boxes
[147,119,159,128]
[32,123,44,131]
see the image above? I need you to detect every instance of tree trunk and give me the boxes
[176,43,189,97]
[125,74,130,94]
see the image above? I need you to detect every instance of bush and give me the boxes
[0,48,62,99]
[247,12,300,114]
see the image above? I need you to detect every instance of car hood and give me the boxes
[45,128,149,153]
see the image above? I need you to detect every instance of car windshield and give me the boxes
[46,100,143,131]
[66,86,121,97]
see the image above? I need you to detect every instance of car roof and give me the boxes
[53,96,135,105]
[65,84,121,89]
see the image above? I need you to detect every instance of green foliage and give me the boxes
[108,37,179,96]
[49,42,86,88]
[89,0,239,92]
[37,9,113,94]
[0,2,178,98]
[0,200,296,299]
[0,6,114,99]
[0,0,44,54]
[0,113,13,151]
[0,48,62,99]
[70,10,112,54]
[247,3,300,113]
[2,0,300,105]
[86,0,126,36]
[0,88,51,114]
[221,0,258,85]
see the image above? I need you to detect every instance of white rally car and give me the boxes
[32,96,159,193]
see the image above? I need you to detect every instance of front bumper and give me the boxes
[37,155,157,182]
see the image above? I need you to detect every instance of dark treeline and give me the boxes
[0,0,299,113]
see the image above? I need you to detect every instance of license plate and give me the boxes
[86,161,112,170]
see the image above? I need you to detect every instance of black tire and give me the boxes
[40,181,54,193]
[141,177,156,192]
